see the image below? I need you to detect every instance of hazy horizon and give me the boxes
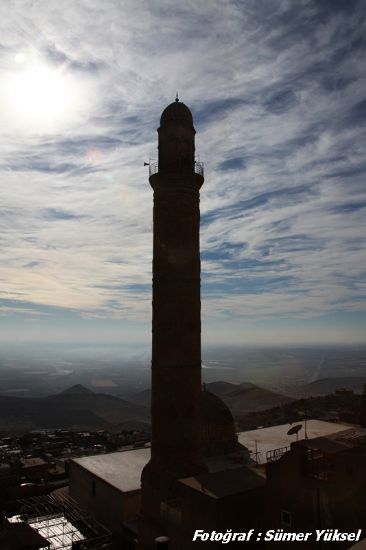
[1,343,365,398]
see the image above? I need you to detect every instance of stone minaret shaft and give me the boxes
[139,99,205,548]
[149,99,204,475]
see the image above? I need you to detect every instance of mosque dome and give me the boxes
[160,99,193,128]
[201,391,237,457]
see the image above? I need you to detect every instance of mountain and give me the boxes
[130,381,293,418]
[296,377,366,396]
[205,381,256,396]
[128,388,151,408]
[210,381,294,416]
[0,387,149,433]
[204,381,244,396]
[60,384,94,395]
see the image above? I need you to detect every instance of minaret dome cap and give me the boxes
[160,100,193,128]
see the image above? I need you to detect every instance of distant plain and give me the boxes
[0,343,365,399]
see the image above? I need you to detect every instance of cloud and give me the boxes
[0,0,365,345]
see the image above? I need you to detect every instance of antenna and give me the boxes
[287,424,303,441]
[175,91,179,102]
[304,412,308,440]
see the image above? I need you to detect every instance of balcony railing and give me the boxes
[266,446,290,463]
[149,160,204,178]
[194,160,204,177]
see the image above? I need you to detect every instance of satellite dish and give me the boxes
[287,424,302,436]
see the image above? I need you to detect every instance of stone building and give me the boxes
[68,389,253,546]
[264,427,366,549]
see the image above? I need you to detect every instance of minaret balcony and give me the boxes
[149,160,204,178]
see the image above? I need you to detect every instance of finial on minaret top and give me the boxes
[175,92,179,102]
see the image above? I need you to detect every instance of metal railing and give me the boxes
[266,446,290,463]
[149,160,204,178]
[194,160,204,177]
[149,161,158,176]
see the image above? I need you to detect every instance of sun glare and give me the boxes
[5,61,79,128]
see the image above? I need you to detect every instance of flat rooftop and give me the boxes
[180,466,265,498]
[71,420,353,491]
[72,448,150,492]
[237,420,350,464]
[71,448,250,493]
[295,427,366,454]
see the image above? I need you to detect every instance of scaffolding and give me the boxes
[8,493,112,550]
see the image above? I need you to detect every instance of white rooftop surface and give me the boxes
[31,516,84,550]
[9,514,84,550]
[73,448,150,492]
[237,420,350,464]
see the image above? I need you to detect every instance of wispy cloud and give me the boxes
[0,0,365,345]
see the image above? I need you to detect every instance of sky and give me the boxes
[0,0,365,349]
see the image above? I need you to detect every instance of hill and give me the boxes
[296,377,366,397]
[236,389,361,431]
[60,384,94,395]
[128,388,151,408]
[204,381,241,396]
[130,381,293,418]
[0,387,149,433]
[207,381,294,416]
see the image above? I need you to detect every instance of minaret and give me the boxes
[140,98,205,546]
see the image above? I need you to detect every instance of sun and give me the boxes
[5,58,80,128]
[9,65,75,120]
